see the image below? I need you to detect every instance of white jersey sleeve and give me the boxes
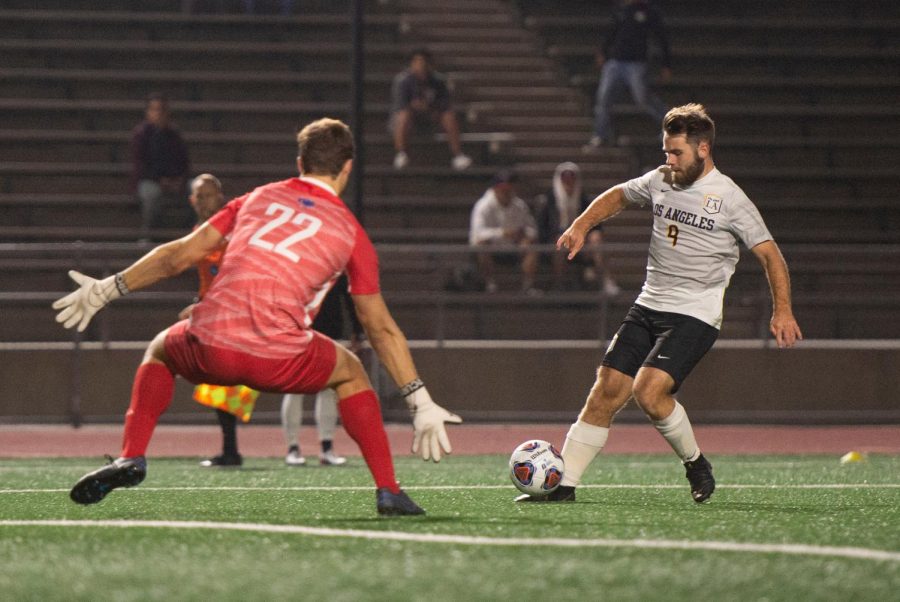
[621,168,660,207]
[725,186,772,250]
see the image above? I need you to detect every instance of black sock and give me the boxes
[288,444,300,454]
[321,439,333,454]
[215,409,239,457]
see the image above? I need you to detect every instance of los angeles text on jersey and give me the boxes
[653,203,715,231]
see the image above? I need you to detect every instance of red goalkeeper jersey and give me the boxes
[189,177,379,359]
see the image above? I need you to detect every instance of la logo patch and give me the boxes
[703,194,722,215]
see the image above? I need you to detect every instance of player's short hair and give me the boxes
[296,118,354,177]
[663,103,715,149]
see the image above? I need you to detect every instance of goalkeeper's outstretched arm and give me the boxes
[119,223,224,291]
[52,223,224,332]
[352,292,462,462]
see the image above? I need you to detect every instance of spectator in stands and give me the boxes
[469,169,539,294]
[130,93,192,238]
[390,48,472,171]
[535,162,620,295]
[282,274,362,467]
[585,0,672,149]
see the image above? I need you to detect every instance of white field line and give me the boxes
[2,483,900,494]
[1,519,898,563]
[0,460,853,472]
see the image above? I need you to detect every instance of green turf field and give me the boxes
[1,455,898,601]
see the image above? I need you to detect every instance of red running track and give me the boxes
[1,424,898,458]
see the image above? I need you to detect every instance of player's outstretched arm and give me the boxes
[751,240,803,348]
[352,292,462,462]
[52,223,224,332]
[557,185,628,260]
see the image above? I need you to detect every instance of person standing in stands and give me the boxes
[585,0,672,149]
[130,93,192,238]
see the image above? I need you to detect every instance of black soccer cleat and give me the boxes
[199,453,243,468]
[514,485,576,503]
[376,488,426,516]
[684,453,716,503]
[70,456,147,505]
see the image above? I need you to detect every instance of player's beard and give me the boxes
[673,155,705,187]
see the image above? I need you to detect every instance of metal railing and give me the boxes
[2,240,899,426]
[0,240,772,341]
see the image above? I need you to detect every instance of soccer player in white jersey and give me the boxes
[518,103,802,503]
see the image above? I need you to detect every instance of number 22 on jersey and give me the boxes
[248,202,323,262]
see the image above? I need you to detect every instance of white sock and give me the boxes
[652,401,700,462]
[560,420,609,487]
[314,388,339,442]
[281,393,304,448]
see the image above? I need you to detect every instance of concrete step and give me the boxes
[0,9,403,42]
[0,0,382,13]
[404,26,533,42]
[0,129,506,166]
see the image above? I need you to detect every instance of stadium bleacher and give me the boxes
[1,0,898,347]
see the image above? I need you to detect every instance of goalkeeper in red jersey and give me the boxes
[57,118,461,515]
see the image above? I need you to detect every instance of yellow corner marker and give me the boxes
[839,451,865,465]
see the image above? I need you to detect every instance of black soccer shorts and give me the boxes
[601,304,719,392]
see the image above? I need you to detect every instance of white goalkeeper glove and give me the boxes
[402,379,462,462]
[52,270,128,332]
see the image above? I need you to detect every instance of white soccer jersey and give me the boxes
[621,166,772,328]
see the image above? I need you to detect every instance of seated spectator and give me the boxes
[535,162,620,295]
[469,170,539,294]
[130,93,192,238]
[390,48,472,171]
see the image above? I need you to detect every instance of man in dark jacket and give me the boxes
[586,0,671,149]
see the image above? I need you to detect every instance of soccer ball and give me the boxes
[509,440,565,496]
